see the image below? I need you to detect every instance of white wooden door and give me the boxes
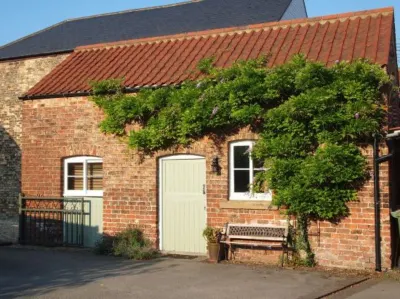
[161,156,207,254]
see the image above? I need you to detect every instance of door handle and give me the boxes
[203,184,206,195]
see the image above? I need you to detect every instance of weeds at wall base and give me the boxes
[94,227,159,260]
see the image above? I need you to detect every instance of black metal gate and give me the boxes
[19,196,85,247]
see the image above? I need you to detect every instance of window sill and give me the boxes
[63,193,103,198]
[219,200,278,210]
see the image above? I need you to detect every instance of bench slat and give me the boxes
[227,235,284,241]
[226,224,288,239]
[221,241,283,248]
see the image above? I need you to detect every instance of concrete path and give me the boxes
[0,247,366,299]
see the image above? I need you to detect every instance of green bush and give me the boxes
[94,227,159,260]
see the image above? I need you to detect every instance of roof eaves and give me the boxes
[19,85,161,100]
[19,92,91,101]
[0,49,73,62]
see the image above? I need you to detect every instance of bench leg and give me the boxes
[230,245,235,260]
[281,244,289,267]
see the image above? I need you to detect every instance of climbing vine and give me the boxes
[91,55,392,265]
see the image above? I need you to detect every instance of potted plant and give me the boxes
[203,226,221,262]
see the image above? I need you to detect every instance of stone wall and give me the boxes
[0,54,68,242]
[21,96,393,269]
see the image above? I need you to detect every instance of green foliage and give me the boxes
[202,226,221,243]
[91,55,391,265]
[94,227,159,260]
[91,56,289,151]
[91,78,123,95]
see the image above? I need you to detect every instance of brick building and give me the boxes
[19,7,400,269]
[0,0,307,242]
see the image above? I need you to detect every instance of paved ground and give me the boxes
[0,247,385,299]
[329,279,400,299]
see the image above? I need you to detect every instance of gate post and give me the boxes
[18,194,25,244]
[81,198,84,247]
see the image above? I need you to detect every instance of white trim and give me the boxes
[160,154,205,161]
[63,156,103,197]
[158,154,206,252]
[229,141,272,201]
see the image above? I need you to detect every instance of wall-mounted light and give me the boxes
[212,156,220,175]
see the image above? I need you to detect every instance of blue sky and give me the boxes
[0,0,399,47]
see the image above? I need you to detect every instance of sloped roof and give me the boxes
[23,7,395,99]
[0,0,296,61]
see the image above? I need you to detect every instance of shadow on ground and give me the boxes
[0,247,369,299]
[0,247,175,298]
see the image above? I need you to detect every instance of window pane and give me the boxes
[88,163,103,177]
[68,177,83,190]
[234,170,250,192]
[234,146,250,168]
[87,177,103,190]
[68,163,83,176]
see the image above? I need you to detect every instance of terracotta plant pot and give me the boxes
[207,242,220,262]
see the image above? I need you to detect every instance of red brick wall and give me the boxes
[22,96,392,270]
[311,145,391,269]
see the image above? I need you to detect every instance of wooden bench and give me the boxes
[219,223,290,266]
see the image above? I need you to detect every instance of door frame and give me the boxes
[158,154,207,252]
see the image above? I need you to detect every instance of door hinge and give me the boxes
[203,184,206,195]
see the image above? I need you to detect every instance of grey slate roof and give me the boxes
[0,0,296,61]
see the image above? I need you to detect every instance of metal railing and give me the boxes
[19,195,85,247]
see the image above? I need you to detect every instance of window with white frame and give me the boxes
[229,141,271,201]
[64,156,103,197]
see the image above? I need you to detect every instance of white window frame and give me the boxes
[229,141,272,201]
[63,156,103,197]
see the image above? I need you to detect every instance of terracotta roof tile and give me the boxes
[24,7,396,98]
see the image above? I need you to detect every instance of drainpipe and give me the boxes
[373,131,399,271]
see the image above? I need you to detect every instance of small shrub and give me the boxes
[94,227,159,260]
[202,226,221,243]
